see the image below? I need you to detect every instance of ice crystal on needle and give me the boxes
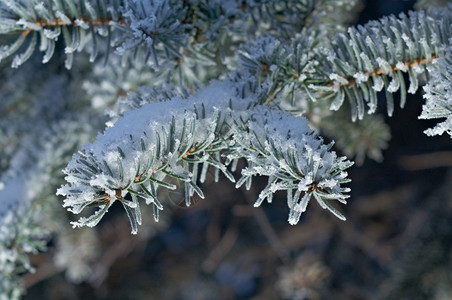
[420,56,452,137]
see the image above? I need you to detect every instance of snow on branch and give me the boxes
[58,81,352,233]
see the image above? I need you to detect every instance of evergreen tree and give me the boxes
[0,0,451,298]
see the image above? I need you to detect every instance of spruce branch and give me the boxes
[419,56,452,137]
[236,33,320,105]
[306,6,452,120]
[0,0,195,69]
[58,82,352,233]
[222,32,392,164]
[0,0,124,68]
[236,6,452,123]
[229,105,353,224]
[0,0,361,81]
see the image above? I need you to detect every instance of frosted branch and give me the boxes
[58,82,352,233]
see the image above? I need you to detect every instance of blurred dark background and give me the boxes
[24,1,452,299]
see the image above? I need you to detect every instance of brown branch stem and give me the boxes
[331,54,438,88]
[20,17,127,37]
